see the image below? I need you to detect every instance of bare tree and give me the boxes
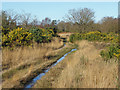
[64,8,95,32]
[31,16,40,26]
[41,17,51,27]
[99,17,118,33]
[2,10,19,34]
[20,12,31,28]
[65,8,94,24]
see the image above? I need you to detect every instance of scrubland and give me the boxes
[2,35,118,88]
[34,40,118,88]
[1,7,119,89]
[2,37,67,88]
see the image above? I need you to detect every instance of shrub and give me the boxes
[100,44,119,60]
[69,31,119,59]
[2,27,56,48]
[69,31,118,44]
[2,28,33,48]
[30,28,55,43]
[69,34,76,43]
[2,26,10,36]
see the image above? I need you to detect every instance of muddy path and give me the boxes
[2,37,77,89]
[24,48,77,88]
[33,40,118,88]
[23,38,77,88]
[24,37,77,88]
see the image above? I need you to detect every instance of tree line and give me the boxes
[1,8,118,35]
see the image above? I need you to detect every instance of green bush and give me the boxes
[69,31,119,59]
[69,34,76,43]
[100,44,119,60]
[69,31,118,43]
[2,26,11,36]
[30,28,55,43]
[2,28,33,48]
[2,27,56,49]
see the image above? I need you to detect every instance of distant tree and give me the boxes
[92,23,101,32]
[2,10,18,28]
[57,21,66,32]
[50,20,58,34]
[99,17,118,33]
[64,8,95,32]
[65,8,94,24]
[20,12,31,28]
[30,16,41,28]
[2,10,19,35]
[41,17,51,27]
[2,11,9,30]
[64,22,72,32]
[51,20,57,26]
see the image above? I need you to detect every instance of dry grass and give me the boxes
[2,37,63,71]
[2,40,118,88]
[2,37,64,88]
[52,40,118,88]
[2,45,48,71]
[45,37,64,49]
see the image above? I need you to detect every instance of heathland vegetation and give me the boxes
[1,7,119,88]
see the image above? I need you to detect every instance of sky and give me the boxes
[1,0,119,2]
[2,2,118,22]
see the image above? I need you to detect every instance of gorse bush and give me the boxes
[2,27,55,48]
[2,28,33,47]
[69,31,118,43]
[69,31,119,59]
[69,34,76,43]
[30,28,55,43]
[100,44,120,60]
[2,26,11,36]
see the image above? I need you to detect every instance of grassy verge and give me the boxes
[33,40,118,88]
[2,41,76,88]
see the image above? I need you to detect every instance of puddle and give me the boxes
[24,48,77,89]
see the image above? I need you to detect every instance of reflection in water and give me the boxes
[25,48,77,89]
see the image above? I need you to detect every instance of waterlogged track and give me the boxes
[25,48,77,88]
